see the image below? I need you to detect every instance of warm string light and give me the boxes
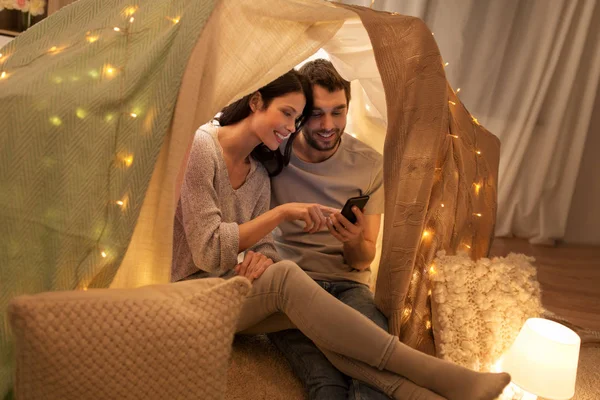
[444,62,449,67]
[473,213,482,217]
[101,251,107,258]
[130,112,138,118]
[422,230,431,239]
[167,16,180,24]
[429,265,436,274]
[425,320,432,330]
[113,27,122,32]
[441,203,445,208]
[475,150,482,155]
[456,88,461,93]
[49,116,62,126]
[472,116,480,125]
[76,108,87,119]
[449,100,456,106]
[449,134,459,139]
[0,71,7,80]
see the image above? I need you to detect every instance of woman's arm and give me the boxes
[180,133,240,275]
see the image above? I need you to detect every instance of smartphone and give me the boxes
[340,195,370,224]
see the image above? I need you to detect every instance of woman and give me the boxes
[172,69,510,400]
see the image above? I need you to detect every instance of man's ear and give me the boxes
[249,92,264,112]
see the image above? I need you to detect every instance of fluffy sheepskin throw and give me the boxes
[430,251,543,371]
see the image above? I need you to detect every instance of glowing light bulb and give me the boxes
[465,244,472,249]
[0,71,7,80]
[444,62,449,67]
[129,17,135,23]
[476,150,482,155]
[124,6,137,16]
[456,88,461,93]
[473,213,482,217]
[472,117,480,125]
[422,230,431,239]
[168,16,180,24]
[441,203,445,208]
[0,53,3,57]
[425,320,432,329]
[429,265,436,274]
[366,104,371,111]
[49,46,58,52]
[130,112,138,118]
[116,200,124,206]
[428,289,432,296]
[449,101,456,106]
[122,155,134,167]
[449,134,459,138]
[431,32,435,36]
[49,116,62,126]
[101,251,107,258]
[114,27,121,32]
[104,64,116,77]
[76,108,87,119]
[86,35,99,43]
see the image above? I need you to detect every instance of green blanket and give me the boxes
[0,0,216,393]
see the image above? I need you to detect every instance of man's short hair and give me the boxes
[299,59,351,105]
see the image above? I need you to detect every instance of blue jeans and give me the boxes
[268,280,391,400]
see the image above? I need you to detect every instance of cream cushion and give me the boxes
[8,277,251,400]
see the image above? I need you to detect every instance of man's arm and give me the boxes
[327,208,382,271]
[343,213,381,271]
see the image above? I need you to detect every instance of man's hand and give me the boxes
[326,206,365,244]
[234,250,274,282]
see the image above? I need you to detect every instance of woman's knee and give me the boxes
[263,260,302,280]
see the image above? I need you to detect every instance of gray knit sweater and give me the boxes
[171,123,281,281]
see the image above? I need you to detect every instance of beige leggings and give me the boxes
[235,260,444,400]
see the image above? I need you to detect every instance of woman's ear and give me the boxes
[249,92,263,112]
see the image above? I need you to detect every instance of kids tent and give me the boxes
[0,0,499,394]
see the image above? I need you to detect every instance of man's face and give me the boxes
[302,85,348,152]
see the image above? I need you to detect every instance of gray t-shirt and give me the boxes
[271,134,384,285]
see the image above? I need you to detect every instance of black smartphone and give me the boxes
[340,195,370,224]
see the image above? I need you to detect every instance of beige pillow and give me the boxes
[430,252,543,371]
[8,276,251,400]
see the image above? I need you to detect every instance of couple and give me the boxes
[171,60,510,400]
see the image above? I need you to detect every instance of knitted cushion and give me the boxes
[430,252,543,371]
[8,276,251,400]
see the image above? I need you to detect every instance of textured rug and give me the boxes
[226,335,600,400]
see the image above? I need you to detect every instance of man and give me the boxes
[269,59,389,400]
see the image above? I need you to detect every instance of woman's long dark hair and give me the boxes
[217,69,313,177]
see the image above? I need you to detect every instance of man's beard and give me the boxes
[302,128,343,152]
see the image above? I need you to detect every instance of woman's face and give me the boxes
[251,91,306,151]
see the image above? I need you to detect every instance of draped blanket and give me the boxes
[0,0,499,393]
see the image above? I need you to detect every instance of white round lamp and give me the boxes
[501,318,581,399]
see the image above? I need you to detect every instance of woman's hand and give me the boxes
[234,250,274,282]
[277,203,339,233]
